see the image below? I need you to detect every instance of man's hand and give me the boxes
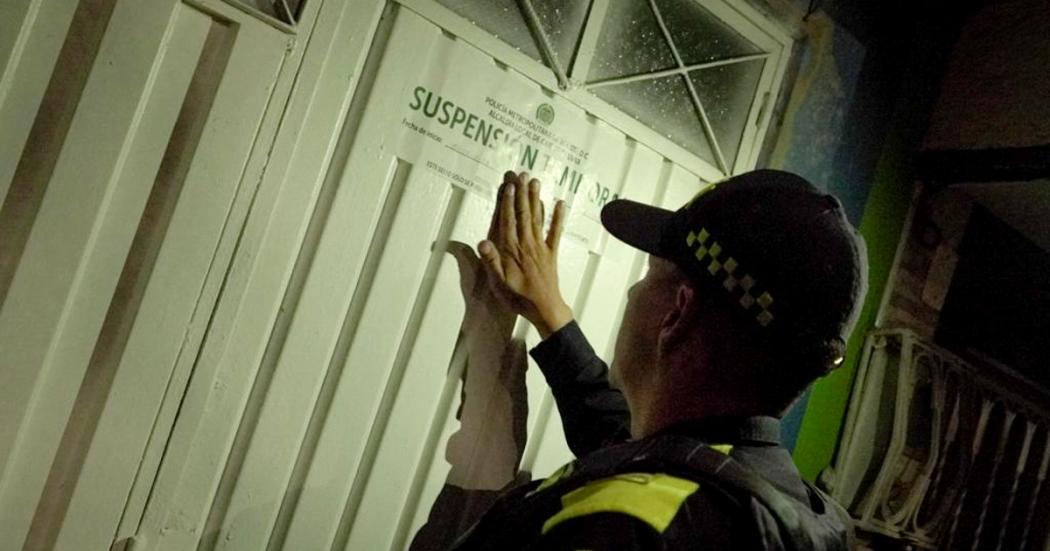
[478,171,573,338]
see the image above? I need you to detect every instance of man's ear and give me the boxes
[658,283,697,348]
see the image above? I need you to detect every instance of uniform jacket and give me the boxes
[451,321,852,550]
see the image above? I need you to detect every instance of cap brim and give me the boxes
[600,199,676,256]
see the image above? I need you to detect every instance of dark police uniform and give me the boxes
[451,321,852,550]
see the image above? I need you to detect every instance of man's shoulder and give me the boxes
[457,435,846,550]
[533,439,764,539]
[537,433,844,549]
[536,466,758,549]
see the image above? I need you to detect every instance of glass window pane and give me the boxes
[654,0,762,65]
[437,0,592,70]
[238,0,306,24]
[587,0,677,82]
[437,0,543,62]
[594,75,715,163]
[688,59,765,167]
[531,0,592,68]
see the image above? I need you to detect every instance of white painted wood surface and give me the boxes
[0,0,294,548]
[52,4,291,550]
[128,0,391,548]
[0,0,80,202]
[0,5,207,544]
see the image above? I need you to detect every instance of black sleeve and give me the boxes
[529,321,631,457]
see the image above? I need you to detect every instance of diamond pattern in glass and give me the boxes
[587,0,677,82]
[594,75,716,163]
[688,59,765,167]
[653,0,762,65]
[530,0,592,68]
[437,0,543,61]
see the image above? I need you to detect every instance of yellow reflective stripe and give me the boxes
[528,461,575,497]
[710,444,734,455]
[541,473,699,535]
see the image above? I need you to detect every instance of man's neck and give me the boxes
[631,389,765,439]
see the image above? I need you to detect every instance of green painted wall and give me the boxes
[789,6,962,480]
[792,131,913,480]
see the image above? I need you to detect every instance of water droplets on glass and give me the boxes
[437,0,591,71]
[587,0,677,82]
[438,0,771,169]
[244,0,306,24]
[653,0,762,65]
[530,0,591,67]
[688,59,765,167]
[594,75,716,163]
[437,0,543,61]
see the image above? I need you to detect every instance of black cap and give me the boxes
[601,169,868,371]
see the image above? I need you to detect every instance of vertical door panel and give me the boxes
[135,16,446,551]
[287,170,457,551]
[0,0,80,201]
[217,165,455,551]
[52,6,288,551]
[0,6,209,546]
[340,192,479,551]
[0,0,291,549]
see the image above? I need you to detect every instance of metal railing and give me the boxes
[827,329,1050,550]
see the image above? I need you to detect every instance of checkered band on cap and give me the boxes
[600,169,868,369]
[686,227,774,328]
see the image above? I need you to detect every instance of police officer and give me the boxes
[455,168,867,549]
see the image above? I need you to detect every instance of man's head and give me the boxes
[602,170,868,427]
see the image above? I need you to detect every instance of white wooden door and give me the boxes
[128,4,708,550]
[0,1,295,549]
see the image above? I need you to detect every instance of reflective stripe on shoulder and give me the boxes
[710,444,733,455]
[528,461,576,497]
[541,473,699,535]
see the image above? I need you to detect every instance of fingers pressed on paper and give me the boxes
[529,179,544,242]
[491,171,517,239]
[514,174,533,245]
[538,200,547,242]
[499,183,518,249]
[488,183,504,240]
[479,240,506,280]
[547,200,566,250]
